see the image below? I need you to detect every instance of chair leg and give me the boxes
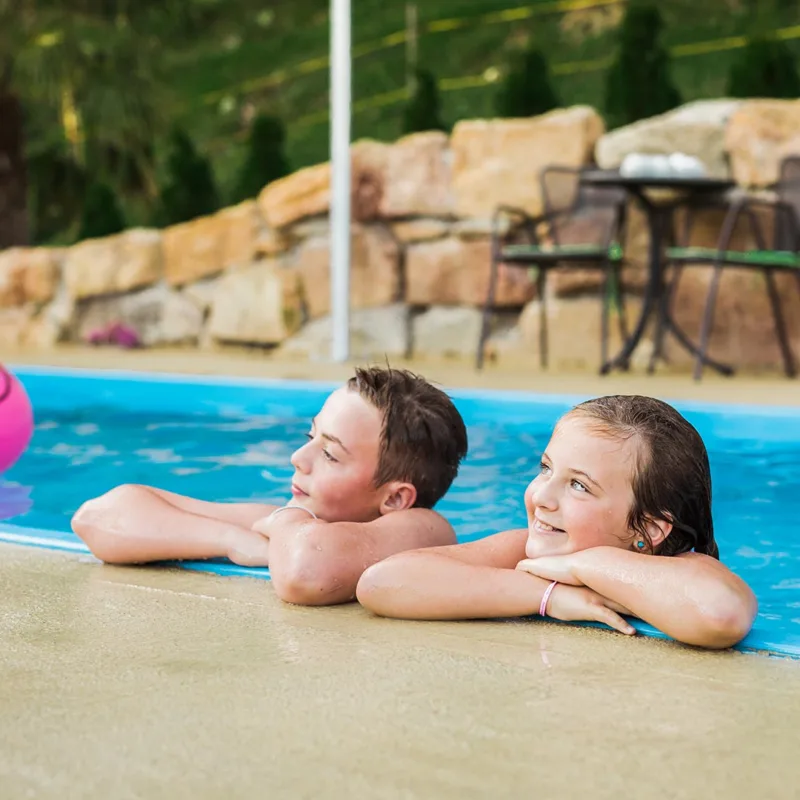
[613,262,630,344]
[694,265,723,382]
[764,269,797,378]
[476,253,500,370]
[537,268,548,369]
[600,265,612,370]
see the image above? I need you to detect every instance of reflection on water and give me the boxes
[3,405,800,647]
[0,482,32,521]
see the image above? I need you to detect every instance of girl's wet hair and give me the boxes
[567,395,719,559]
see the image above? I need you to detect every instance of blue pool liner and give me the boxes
[2,365,799,660]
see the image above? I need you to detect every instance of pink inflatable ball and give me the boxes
[0,368,34,474]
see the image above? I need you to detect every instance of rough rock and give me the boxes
[258,141,389,229]
[217,200,263,268]
[724,99,800,187]
[405,237,536,307]
[64,229,162,300]
[451,107,605,219]
[207,262,303,345]
[665,261,800,372]
[76,284,204,346]
[163,214,226,287]
[0,307,33,347]
[412,306,484,357]
[596,100,743,178]
[182,278,220,315]
[292,224,401,319]
[515,295,643,370]
[391,219,450,243]
[0,247,61,307]
[278,304,410,360]
[379,132,454,218]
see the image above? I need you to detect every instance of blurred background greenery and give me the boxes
[1,0,799,246]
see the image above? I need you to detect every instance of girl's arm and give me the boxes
[356,530,635,633]
[517,547,758,649]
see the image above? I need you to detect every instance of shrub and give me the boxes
[158,128,220,225]
[495,46,559,118]
[402,69,447,134]
[727,36,800,98]
[231,114,291,202]
[78,182,125,240]
[604,3,682,129]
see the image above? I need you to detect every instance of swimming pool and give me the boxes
[2,366,799,658]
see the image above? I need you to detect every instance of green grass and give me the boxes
[30,0,800,223]
[158,0,800,198]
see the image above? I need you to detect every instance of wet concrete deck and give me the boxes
[2,546,799,799]
[1,346,799,798]
[7,343,800,403]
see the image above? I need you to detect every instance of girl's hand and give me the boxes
[516,555,585,586]
[546,584,636,635]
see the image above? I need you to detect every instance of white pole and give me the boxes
[330,0,351,362]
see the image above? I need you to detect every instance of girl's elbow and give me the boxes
[711,595,758,649]
[356,559,407,617]
[695,588,758,650]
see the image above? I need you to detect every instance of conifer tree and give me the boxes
[495,46,559,118]
[231,114,291,203]
[78,182,125,240]
[158,128,220,225]
[402,69,448,134]
[604,4,681,129]
[727,36,800,99]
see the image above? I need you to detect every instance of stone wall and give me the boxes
[2,100,800,373]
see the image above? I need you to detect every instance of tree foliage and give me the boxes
[402,69,448,135]
[231,114,290,203]
[604,3,682,129]
[495,46,559,118]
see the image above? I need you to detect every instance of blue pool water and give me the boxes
[2,367,800,657]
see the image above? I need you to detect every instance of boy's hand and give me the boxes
[251,506,319,537]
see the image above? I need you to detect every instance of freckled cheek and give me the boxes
[316,469,374,513]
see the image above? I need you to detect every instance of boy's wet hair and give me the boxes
[567,395,718,559]
[347,366,468,509]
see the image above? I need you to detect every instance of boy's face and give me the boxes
[289,387,387,522]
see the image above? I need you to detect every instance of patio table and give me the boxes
[580,171,736,375]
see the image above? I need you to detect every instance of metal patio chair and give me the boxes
[666,156,800,380]
[476,165,629,371]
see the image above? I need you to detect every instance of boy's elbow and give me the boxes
[271,537,353,607]
[70,484,141,563]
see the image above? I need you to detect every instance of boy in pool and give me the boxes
[357,395,758,649]
[72,367,470,606]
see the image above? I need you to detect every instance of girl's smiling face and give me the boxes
[524,414,642,559]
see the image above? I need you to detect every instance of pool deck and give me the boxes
[1,345,799,798]
[6,343,800,403]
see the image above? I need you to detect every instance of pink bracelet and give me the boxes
[539,580,558,617]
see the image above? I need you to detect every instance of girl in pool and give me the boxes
[357,395,757,649]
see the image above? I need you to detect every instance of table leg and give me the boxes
[602,191,735,377]
[600,194,662,374]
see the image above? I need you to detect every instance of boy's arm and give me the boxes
[255,507,458,606]
[517,547,758,649]
[71,484,275,566]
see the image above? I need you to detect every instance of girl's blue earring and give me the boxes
[636,540,646,550]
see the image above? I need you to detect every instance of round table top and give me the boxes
[581,170,734,192]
